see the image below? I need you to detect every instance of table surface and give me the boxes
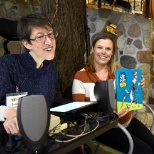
[47,113,118,154]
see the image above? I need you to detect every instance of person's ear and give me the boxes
[90,47,94,54]
[22,40,31,50]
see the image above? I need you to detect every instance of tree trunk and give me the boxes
[40,0,87,99]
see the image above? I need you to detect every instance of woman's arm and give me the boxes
[0,57,15,121]
[72,78,86,101]
[0,56,16,106]
[3,109,20,135]
[0,56,20,135]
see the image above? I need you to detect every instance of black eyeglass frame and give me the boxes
[29,31,58,42]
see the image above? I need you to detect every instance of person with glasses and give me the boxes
[0,13,58,136]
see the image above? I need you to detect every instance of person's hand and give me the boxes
[3,109,20,135]
[116,108,129,118]
[3,118,20,135]
[141,76,145,88]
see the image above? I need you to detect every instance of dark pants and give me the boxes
[96,118,154,154]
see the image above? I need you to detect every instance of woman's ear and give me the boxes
[90,47,94,54]
[22,40,31,50]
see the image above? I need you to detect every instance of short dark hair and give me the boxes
[17,13,51,43]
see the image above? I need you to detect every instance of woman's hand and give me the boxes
[116,109,129,118]
[3,118,20,135]
[3,109,20,135]
[141,76,145,88]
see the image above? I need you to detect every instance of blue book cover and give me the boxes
[115,69,143,113]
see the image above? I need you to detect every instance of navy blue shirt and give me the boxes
[0,52,58,108]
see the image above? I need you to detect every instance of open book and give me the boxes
[115,69,143,113]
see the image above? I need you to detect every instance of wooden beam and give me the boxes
[144,0,150,18]
[98,0,101,8]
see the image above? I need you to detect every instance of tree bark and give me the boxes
[40,0,87,99]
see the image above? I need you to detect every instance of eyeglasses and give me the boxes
[30,31,58,42]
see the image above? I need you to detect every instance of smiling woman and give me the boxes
[72,32,154,154]
[20,13,57,74]
[0,14,58,140]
